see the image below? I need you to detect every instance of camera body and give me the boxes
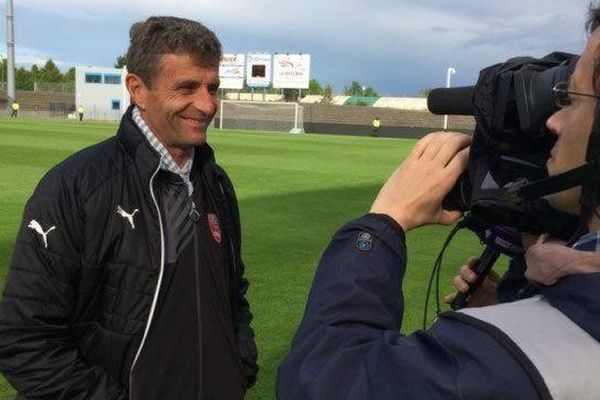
[428,52,580,240]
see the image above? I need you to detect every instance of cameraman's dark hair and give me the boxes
[586,4,600,92]
[586,3,600,33]
[127,16,222,88]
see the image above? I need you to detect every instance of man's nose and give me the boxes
[546,108,566,136]
[194,89,218,115]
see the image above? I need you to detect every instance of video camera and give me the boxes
[428,52,581,240]
[425,52,583,309]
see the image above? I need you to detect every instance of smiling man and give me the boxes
[0,17,257,400]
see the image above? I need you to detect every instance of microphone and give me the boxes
[427,86,475,116]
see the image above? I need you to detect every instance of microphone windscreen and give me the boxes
[427,86,475,115]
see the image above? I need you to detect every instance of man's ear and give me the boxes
[126,73,149,111]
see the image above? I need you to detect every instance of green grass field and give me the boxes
[0,118,483,399]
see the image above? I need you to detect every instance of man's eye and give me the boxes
[177,86,195,94]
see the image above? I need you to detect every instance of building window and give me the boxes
[104,74,121,85]
[111,100,121,111]
[85,73,102,83]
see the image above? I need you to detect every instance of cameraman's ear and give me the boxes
[126,73,149,111]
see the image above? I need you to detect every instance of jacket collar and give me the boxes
[116,104,217,185]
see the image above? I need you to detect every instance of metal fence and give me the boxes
[33,82,74,93]
[0,81,74,92]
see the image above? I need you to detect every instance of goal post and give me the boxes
[219,100,304,133]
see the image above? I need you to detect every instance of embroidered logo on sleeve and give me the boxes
[28,220,56,249]
[355,231,373,252]
[207,213,222,244]
[116,205,139,230]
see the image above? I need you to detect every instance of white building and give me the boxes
[75,66,129,121]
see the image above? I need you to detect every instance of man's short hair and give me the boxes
[587,3,600,34]
[586,3,600,91]
[127,16,222,88]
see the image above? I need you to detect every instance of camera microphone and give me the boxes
[427,86,476,116]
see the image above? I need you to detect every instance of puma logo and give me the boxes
[28,220,56,249]
[116,205,139,230]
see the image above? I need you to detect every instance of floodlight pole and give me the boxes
[443,67,456,130]
[219,99,224,129]
[6,0,16,112]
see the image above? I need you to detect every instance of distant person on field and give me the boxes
[77,105,84,121]
[372,116,381,136]
[10,101,19,118]
[0,16,257,400]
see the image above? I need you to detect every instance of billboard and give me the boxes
[219,54,245,90]
[273,54,311,89]
[246,53,272,88]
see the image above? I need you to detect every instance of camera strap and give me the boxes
[510,159,600,202]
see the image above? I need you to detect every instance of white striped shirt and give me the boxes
[132,106,195,195]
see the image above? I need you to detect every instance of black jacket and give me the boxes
[278,214,600,399]
[0,108,258,399]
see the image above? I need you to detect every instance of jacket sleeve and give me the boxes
[277,214,546,400]
[212,165,259,387]
[0,169,125,400]
[276,214,463,400]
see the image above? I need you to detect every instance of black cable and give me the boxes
[422,221,465,330]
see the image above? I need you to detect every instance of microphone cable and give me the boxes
[422,219,466,330]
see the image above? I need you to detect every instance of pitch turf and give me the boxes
[0,118,483,399]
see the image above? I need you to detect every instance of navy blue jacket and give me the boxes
[277,214,600,399]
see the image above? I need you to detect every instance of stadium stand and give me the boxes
[301,103,474,138]
[0,89,75,118]
[300,95,429,111]
[344,96,379,106]
[373,97,427,110]
[298,95,323,104]
[332,96,350,105]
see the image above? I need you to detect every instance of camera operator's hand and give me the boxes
[370,131,471,232]
[444,257,500,307]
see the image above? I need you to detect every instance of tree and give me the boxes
[343,80,378,97]
[363,87,378,97]
[0,57,7,83]
[114,54,127,69]
[16,66,33,90]
[63,67,76,83]
[30,64,40,82]
[308,79,323,95]
[41,59,62,82]
[321,84,334,104]
[344,81,363,96]
[1,59,75,91]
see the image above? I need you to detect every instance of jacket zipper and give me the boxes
[128,162,166,399]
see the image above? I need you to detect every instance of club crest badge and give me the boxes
[207,213,222,244]
[355,231,373,252]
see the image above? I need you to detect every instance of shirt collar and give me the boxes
[132,106,194,195]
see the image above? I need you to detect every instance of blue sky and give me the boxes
[0,0,591,95]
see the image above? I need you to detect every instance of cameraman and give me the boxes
[277,6,600,399]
